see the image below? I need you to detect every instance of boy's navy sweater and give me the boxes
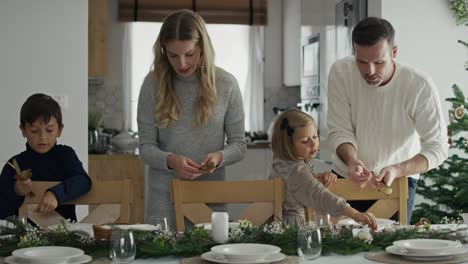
[0,144,92,221]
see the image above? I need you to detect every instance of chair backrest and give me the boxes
[171,178,284,232]
[305,177,408,224]
[18,179,132,227]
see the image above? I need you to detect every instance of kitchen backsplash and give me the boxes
[88,83,123,130]
[89,83,300,131]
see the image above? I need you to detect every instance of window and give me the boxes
[128,22,253,131]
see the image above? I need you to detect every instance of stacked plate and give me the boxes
[201,243,286,264]
[386,239,468,261]
[5,246,92,264]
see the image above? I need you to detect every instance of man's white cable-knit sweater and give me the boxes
[327,56,449,179]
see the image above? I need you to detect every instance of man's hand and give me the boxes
[199,152,223,174]
[315,172,337,188]
[347,159,372,188]
[36,191,58,214]
[376,165,401,186]
[167,154,202,180]
[14,178,32,196]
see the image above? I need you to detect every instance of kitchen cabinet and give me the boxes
[282,0,301,87]
[88,0,107,77]
[88,154,144,224]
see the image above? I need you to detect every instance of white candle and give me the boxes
[211,212,229,243]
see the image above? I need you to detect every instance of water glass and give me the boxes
[109,229,136,264]
[315,213,332,230]
[297,226,322,260]
[148,216,169,231]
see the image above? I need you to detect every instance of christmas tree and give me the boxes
[412,84,468,224]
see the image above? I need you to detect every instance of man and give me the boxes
[327,17,449,223]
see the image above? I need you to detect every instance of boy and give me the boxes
[0,93,92,222]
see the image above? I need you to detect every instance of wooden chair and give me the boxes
[305,177,408,224]
[171,178,284,232]
[18,179,132,228]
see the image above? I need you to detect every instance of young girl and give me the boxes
[270,109,376,229]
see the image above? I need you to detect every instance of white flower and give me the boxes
[352,228,373,244]
[238,219,253,229]
[263,222,284,235]
[229,227,245,240]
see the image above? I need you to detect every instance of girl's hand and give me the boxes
[315,172,337,188]
[37,191,58,214]
[167,154,202,180]
[352,212,377,230]
[199,152,223,174]
[14,178,32,196]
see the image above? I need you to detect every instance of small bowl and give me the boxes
[211,243,281,262]
[393,239,460,254]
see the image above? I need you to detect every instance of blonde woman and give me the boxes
[270,109,376,228]
[137,10,246,228]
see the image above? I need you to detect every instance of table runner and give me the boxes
[180,256,300,264]
[365,251,468,264]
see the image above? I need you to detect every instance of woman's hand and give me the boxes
[200,152,223,174]
[36,191,58,214]
[315,172,337,188]
[14,178,32,196]
[167,154,202,180]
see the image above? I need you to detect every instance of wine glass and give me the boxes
[109,229,136,264]
[315,213,332,230]
[148,216,169,231]
[297,226,322,260]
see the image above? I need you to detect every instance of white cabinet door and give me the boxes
[283,0,302,87]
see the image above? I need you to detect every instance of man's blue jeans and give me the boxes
[407,177,418,224]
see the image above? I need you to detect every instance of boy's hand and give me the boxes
[315,172,337,188]
[36,191,58,214]
[14,178,32,196]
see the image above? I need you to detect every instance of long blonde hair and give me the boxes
[153,10,216,127]
[271,109,316,161]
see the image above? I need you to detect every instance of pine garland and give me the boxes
[0,218,461,259]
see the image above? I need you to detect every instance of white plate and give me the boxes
[201,251,286,264]
[211,243,281,262]
[393,239,461,254]
[386,245,468,261]
[5,254,92,264]
[195,222,240,230]
[12,246,84,264]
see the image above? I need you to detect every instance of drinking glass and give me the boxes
[148,216,169,231]
[315,213,332,230]
[109,229,136,264]
[297,226,322,260]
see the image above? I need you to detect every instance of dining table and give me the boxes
[2,222,468,264]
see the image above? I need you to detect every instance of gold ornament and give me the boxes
[455,105,465,119]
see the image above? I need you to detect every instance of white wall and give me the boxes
[380,0,468,117]
[0,1,88,168]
